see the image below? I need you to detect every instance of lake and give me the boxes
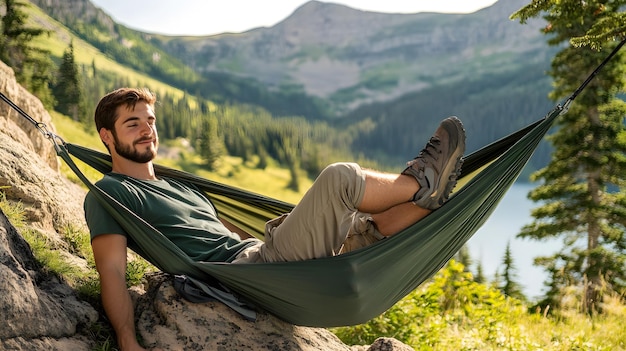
[466,182,560,300]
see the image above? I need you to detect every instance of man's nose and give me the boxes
[140,122,153,136]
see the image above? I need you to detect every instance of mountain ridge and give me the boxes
[28,0,551,117]
[148,0,549,115]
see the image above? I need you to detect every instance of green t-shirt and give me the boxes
[84,173,259,263]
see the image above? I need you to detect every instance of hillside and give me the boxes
[23,0,192,101]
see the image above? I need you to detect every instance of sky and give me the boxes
[89,0,498,36]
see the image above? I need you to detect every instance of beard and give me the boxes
[112,134,158,163]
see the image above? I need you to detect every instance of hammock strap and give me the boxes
[563,37,626,112]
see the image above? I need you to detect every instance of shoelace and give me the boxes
[407,136,441,168]
[420,137,441,159]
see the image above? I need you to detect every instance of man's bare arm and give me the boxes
[92,234,146,351]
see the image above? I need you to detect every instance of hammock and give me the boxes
[2,38,623,328]
[57,111,554,327]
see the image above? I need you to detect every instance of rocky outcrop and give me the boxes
[0,60,414,350]
[0,62,86,237]
[0,210,98,350]
[131,273,414,350]
[0,60,99,349]
[0,60,58,170]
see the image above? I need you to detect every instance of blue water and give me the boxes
[466,182,560,300]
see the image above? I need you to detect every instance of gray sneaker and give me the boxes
[402,116,465,210]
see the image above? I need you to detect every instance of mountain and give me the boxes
[28,0,557,170]
[151,0,551,116]
[31,0,551,114]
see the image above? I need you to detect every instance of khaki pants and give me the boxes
[233,162,384,263]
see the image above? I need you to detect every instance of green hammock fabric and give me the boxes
[57,107,560,327]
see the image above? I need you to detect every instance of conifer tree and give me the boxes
[512,0,626,313]
[53,42,83,121]
[499,241,525,301]
[196,114,225,170]
[0,0,53,107]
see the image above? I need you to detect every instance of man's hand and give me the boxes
[220,217,253,239]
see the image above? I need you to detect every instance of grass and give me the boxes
[333,260,626,350]
[431,303,626,350]
[171,152,311,205]
[432,312,625,350]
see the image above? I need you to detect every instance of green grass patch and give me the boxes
[0,190,94,285]
[333,260,626,350]
[188,154,310,205]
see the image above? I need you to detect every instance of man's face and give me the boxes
[105,101,159,163]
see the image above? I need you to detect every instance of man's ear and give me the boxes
[99,128,112,146]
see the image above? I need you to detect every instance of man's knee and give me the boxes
[317,162,358,186]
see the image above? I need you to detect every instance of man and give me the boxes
[84,87,465,350]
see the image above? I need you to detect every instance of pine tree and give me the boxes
[1,0,34,72]
[512,0,626,313]
[499,241,525,301]
[53,42,83,121]
[0,0,53,107]
[196,114,225,170]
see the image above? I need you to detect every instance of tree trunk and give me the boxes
[583,107,602,314]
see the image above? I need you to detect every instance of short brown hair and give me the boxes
[94,88,157,132]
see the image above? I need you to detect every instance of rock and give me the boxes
[0,132,87,235]
[0,210,98,350]
[132,273,353,351]
[0,61,85,236]
[0,61,99,350]
[366,338,415,351]
[0,59,58,170]
[132,273,414,350]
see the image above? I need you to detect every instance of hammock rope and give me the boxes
[1,38,623,327]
